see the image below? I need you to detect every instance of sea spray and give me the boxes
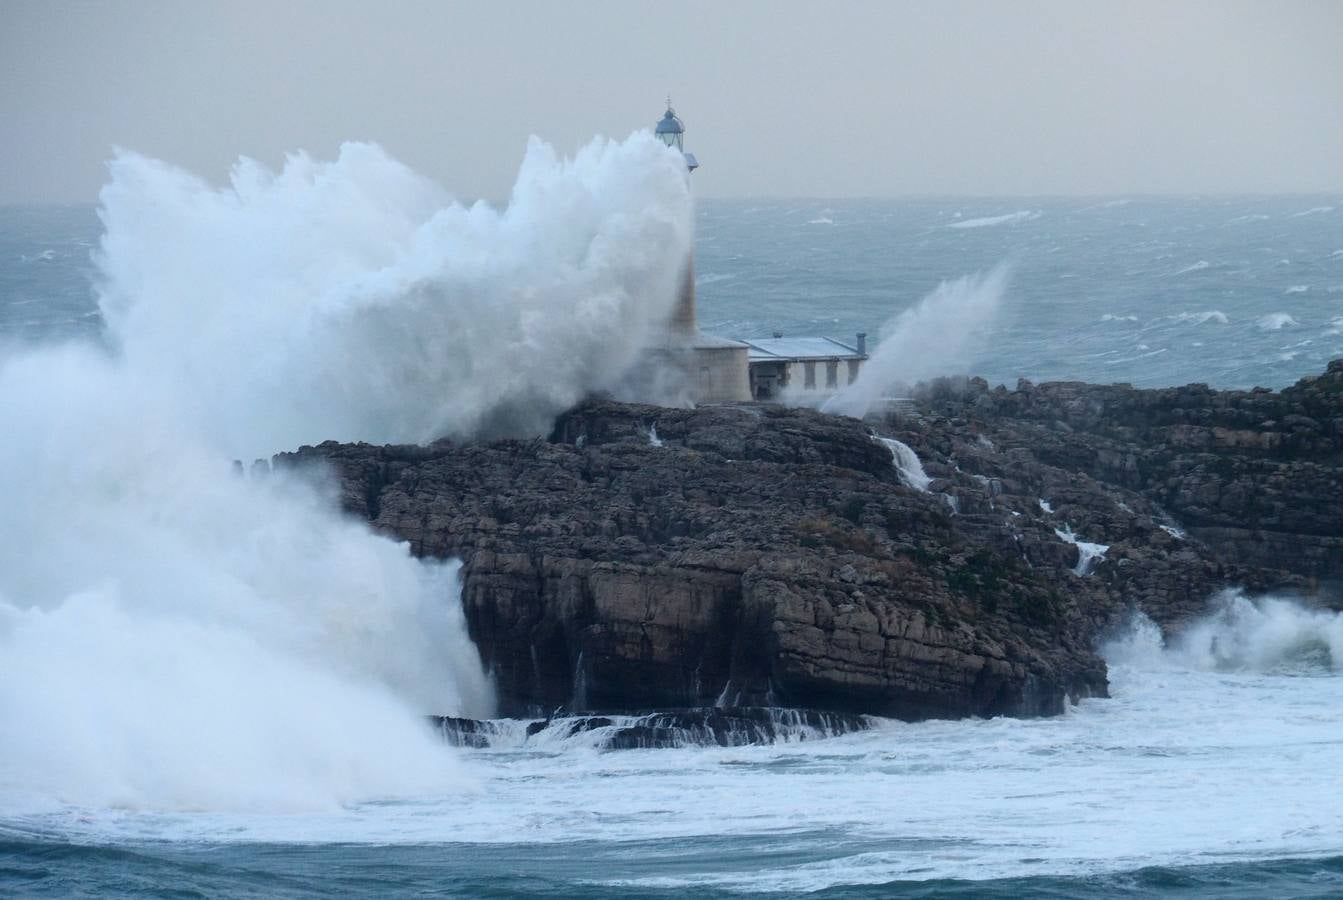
[822,263,1011,419]
[96,135,694,458]
[1103,590,1343,674]
[0,133,694,813]
[0,345,492,812]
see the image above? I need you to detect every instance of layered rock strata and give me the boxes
[276,361,1343,722]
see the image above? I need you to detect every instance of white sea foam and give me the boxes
[1258,312,1299,330]
[0,133,693,814]
[1100,313,1138,322]
[822,263,1011,418]
[1291,206,1334,217]
[1284,285,1310,295]
[1226,214,1270,224]
[808,216,835,225]
[945,210,1040,229]
[30,592,1343,890]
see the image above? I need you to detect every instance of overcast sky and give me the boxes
[3,0,1341,203]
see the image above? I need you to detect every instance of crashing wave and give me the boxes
[0,133,693,814]
[1104,591,1343,674]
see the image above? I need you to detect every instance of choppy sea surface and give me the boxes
[3,198,1343,897]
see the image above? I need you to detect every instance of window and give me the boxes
[804,361,816,389]
[826,361,838,388]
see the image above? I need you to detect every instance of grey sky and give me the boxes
[3,0,1340,203]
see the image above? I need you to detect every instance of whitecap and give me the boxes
[945,210,1041,229]
[696,272,735,285]
[1172,260,1211,276]
[1160,310,1229,326]
[1258,313,1298,330]
[1291,206,1334,217]
[1283,285,1309,295]
[1100,314,1139,322]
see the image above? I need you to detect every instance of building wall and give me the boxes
[691,345,751,402]
[641,343,752,404]
[749,357,865,400]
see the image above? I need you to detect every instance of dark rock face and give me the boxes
[905,360,1343,603]
[277,361,1343,723]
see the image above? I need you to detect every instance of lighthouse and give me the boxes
[649,101,752,403]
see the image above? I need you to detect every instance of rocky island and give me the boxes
[276,360,1343,734]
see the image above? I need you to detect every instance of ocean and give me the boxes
[3,171,1343,897]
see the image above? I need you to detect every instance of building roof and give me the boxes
[740,336,865,361]
[653,329,749,350]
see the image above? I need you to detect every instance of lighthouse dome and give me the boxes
[655,108,684,135]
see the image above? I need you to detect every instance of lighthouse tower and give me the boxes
[650,101,751,403]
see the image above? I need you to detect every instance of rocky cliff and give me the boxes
[275,360,1343,722]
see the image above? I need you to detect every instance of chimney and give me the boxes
[670,256,696,334]
[856,332,867,355]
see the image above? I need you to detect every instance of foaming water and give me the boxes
[875,436,932,491]
[0,134,693,816]
[1054,526,1109,575]
[7,592,1340,895]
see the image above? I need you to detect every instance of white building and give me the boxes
[740,334,868,401]
[643,102,871,405]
